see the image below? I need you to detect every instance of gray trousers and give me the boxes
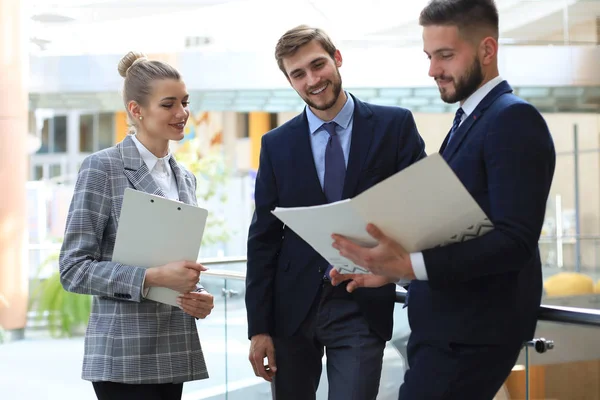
[271,281,386,400]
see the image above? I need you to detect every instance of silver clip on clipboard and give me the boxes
[112,188,208,307]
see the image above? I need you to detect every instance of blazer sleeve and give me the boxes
[396,109,427,171]
[422,102,556,288]
[245,135,282,338]
[59,154,147,302]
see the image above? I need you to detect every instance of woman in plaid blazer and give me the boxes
[59,51,214,400]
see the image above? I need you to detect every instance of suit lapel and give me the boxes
[342,96,374,198]
[441,80,514,161]
[170,159,194,204]
[120,135,166,197]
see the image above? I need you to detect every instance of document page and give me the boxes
[272,154,493,274]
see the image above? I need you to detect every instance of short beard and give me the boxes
[439,57,484,104]
[303,68,343,111]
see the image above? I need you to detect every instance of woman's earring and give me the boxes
[139,116,143,120]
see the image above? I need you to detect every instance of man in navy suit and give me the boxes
[330,1,556,399]
[245,25,426,400]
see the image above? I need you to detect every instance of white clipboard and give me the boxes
[112,188,208,306]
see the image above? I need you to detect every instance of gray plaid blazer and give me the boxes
[59,135,209,384]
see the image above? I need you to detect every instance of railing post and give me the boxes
[524,338,555,399]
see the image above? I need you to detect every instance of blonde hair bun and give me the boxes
[118,51,148,78]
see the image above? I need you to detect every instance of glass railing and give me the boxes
[184,261,409,400]
[4,258,600,399]
[503,306,600,399]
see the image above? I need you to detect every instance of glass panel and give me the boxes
[79,114,94,152]
[98,113,114,150]
[52,116,67,153]
[181,273,227,399]
[516,320,600,399]
[223,267,269,399]
[378,303,409,399]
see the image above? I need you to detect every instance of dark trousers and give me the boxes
[272,281,386,400]
[399,337,523,400]
[92,381,184,400]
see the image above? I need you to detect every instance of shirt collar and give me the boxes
[461,75,504,117]
[306,91,355,135]
[130,134,171,172]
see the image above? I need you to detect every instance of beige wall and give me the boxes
[543,18,599,44]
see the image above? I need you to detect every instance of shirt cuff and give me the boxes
[141,272,150,298]
[410,252,429,281]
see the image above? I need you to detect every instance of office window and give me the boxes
[79,114,94,152]
[39,119,50,154]
[49,164,62,179]
[33,166,44,181]
[36,115,68,154]
[53,116,67,153]
[98,113,114,150]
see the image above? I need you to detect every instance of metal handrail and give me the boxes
[26,251,600,328]
[201,257,246,280]
[201,257,600,328]
[537,304,600,328]
[393,291,600,328]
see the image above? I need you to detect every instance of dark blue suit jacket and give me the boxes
[246,95,426,341]
[407,81,556,346]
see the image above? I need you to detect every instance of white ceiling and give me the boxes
[26,0,600,56]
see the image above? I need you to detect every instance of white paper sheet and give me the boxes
[272,153,493,274]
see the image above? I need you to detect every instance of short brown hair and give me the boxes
[419,0,499,40]
[117,51,181,126]
[275,25,337,76]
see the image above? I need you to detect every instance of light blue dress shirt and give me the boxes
[305,92,354,189]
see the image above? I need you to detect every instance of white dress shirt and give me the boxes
[131,134,179,201]
[408,76,504,282]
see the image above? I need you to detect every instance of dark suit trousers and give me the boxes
[272,280,386,400]
[92,381,184,400]
[398,337,522,400]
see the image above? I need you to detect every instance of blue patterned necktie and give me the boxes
[446,107,465,147]
[322,121,345,280]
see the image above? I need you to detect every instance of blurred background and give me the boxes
[2,0,600,399]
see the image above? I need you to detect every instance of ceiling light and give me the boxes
[31,13,75,23]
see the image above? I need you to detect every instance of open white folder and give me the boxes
[272,153,493,274]
[112,188,208,306]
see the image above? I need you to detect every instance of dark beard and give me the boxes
[303,69,343,111]
[439,58,484,104]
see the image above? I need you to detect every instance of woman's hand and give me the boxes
[177,291,214,319]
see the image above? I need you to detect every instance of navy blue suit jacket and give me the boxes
[246,95,426,341]
[407,81,556,345]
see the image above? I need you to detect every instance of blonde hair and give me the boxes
[275,25,337,77]
[117,51,181,125]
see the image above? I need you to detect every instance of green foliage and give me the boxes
[175,144,232,247]
[28,252,91,338]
